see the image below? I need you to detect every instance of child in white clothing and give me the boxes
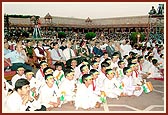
[103,69,124,99]
[53,63,65,87]
[121,67,143,97]
[75,74,101,110]
[58,69,76,106]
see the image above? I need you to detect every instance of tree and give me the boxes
[85,32,96,40]
[129,32,145,45]
[58,32,66,38]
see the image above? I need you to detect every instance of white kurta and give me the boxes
[103,77,122,98]
[132,71,143,86]
[35,69,46,87]
[58,78,76,102]
[53,70,65,87]
[96,71,106,91]
[148,65,163,78]
[38,83,60,108]
[27,77,41,95]
[75,84,100,110]
[11,74,26,87]
[5,91,28,112]
[122,75,143,96]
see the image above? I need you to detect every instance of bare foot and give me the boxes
[95,102,101,108]
[47,107,54,111]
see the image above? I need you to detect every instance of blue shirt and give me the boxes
[5,51,25,64]
[4,49,12,55]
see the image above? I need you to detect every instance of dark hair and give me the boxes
[52,42,59,46]
[80,65,88,72]
[138,56,144,62]
[105,69,113,75]
[118,60,124,66]
[43,67,53,74]
[40,61,47,65]
[104,58,111,63]
[82,74,91,83]
[160,54,164,58]
[64,69,74,77]
[45,74,53,80]
[15,78,30,91]
[89,69,98,75]
[123,67,130,75]
[127,63,136,68]
[55,62,62,68]
[101,61,110,68]
[148,56,154,62]
[152,59,158,65]
[91,60,98,66]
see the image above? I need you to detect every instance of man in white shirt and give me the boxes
[63,41,76,61]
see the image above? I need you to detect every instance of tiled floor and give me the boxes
[49,78,165,112]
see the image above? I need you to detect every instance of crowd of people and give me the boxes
[3,32,164,111]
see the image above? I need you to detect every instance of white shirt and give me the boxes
[5,91,28,112]
[96,71,106,91]
[34,46,47,57]
[35,69,45,87]
[58,78,75,101]
[11,74,26,87]
[63,48,76,61]
[75,84,100,110]
[38,83,60,108]
[103,77,122,98]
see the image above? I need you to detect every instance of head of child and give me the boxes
[123,55,129,60]
[129,51,135,58]
[128,63,136,71]
[94,55,101,62]
[118,60,125,69]
[25,70,34,81]
[103,52,109,59]
[123,67,133,77]
[148,51,153,57]
[131,57,138,63]
[15,78,30,95]
[160,54,164,59]
[90,69,99,80]
[104,58,111,65]
[82,74,93,87]
[64,69,75,81]
[111,53,119,63]
[148,56,154,62]
[91,60,99,69]
[43,67,53,75]
[152,58,159,66]
[133,63,139,71]
[71,59,77,67]
[40,61,48,69]
[80,64,89,74]
[55,63,63,71]
[138,56,144,64]
[17,66,25,76]
[45,74,55,87]
[105,69,115,80]
[101,61,110,73]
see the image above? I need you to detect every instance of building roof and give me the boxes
[8,15,157,27]
[44,13,52,19]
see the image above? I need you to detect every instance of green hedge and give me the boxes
[58,32,66,38]
[130,32,145,44]
[85,32,96,40]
